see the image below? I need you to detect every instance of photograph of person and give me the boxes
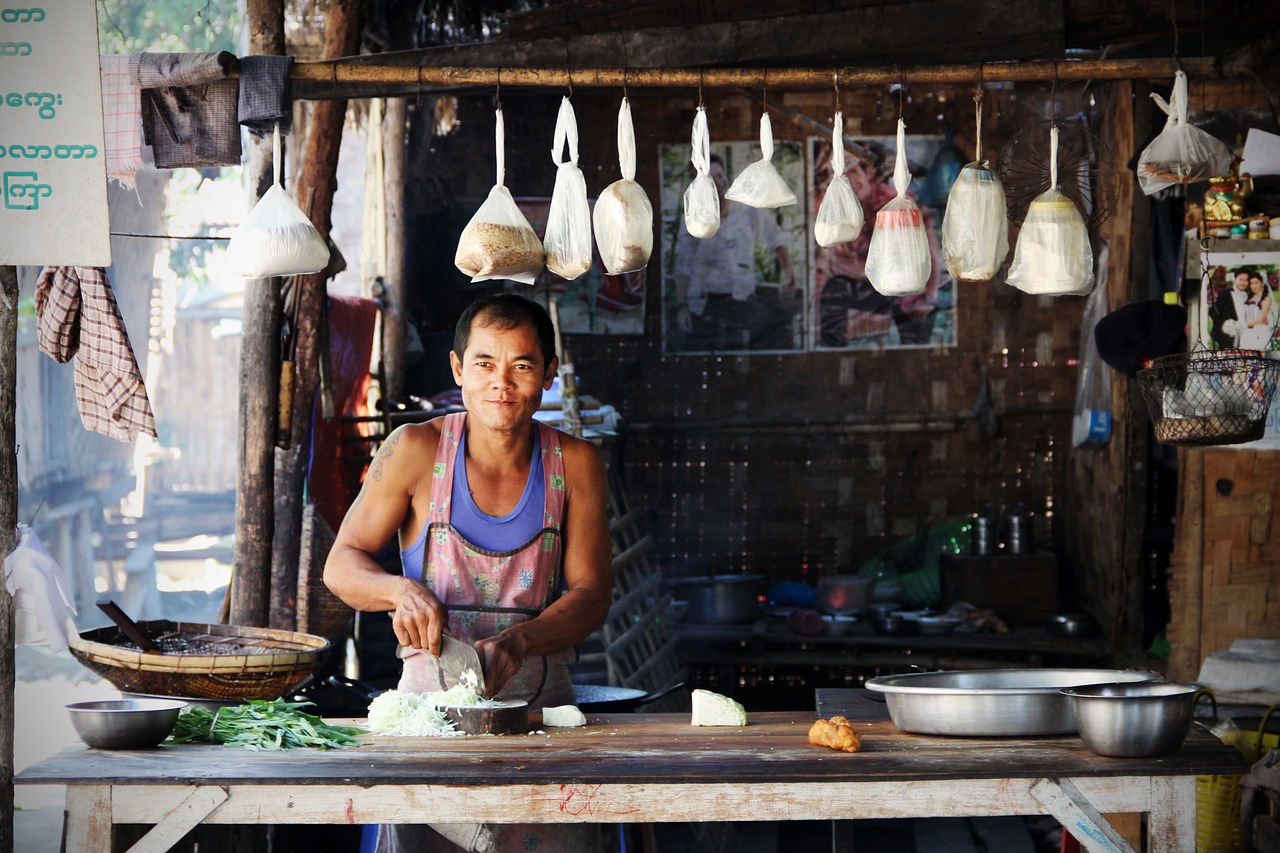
[1202,257,1280,353]
[809,134,957,350]
[658,138,807,353]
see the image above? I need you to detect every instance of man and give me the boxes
[1208,268,1251,350]
[672,153,800,350]
[325,293,612,852]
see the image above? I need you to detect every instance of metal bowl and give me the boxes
[66,698,187,749]
[865,669,1164,736]
[1061,682,1201,757]
[870,613,919,636]
[1048,613,1098,638]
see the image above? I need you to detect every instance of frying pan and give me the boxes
[571,683,686,713]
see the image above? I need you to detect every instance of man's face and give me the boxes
[450,315,556,435]
[1234,272,1250,291]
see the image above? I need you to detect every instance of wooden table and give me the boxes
[17,696,1247,853]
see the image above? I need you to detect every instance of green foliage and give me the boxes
[96,0,240,54]
[168,699,366,751]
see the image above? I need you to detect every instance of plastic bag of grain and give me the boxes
[865,119,931,296]
[814,111,865,247]
[543,96,593,280]
[593,97,654,274]
[683,106,721,238]
[725,111,797,209]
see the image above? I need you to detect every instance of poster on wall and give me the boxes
[516,197,647,336]
[1198,251,1280,450]
[656,138,808,354]
[808,133,957,350]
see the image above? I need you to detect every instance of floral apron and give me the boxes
[397,412,576,709]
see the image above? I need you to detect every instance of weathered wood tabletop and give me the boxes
[16,691,1250,853]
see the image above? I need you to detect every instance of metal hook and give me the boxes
[834,68,841,113]
[698,68,705,108]
[622,66,628,100]
[416,63,424,110]
[566,65,574,98]
[897,64,905,117]
[495,66,502,111]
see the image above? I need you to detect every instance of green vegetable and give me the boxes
[167,699,365,751]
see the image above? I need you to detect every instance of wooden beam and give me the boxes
[270,0,362,631]
[0,264,17,853]
[291,56,1218,101]
[230,0,287,629]
[382,97,409,402]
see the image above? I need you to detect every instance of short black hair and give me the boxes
[453,293,557,369]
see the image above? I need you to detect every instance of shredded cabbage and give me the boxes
[365,687,502,737]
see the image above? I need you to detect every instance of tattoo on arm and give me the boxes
[369,428,403,482]
[341,488,366,528]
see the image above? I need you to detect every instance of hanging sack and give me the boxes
[725,111,797,209]
[543,96,593,280]
[814,111,865,247]
[865,119,931,296]
[683,106,720,238]
[455,108,546,284]
[593,97,653,275]
[1006,125,1095,296]
[941,94,1009,281]
[1137,70,1232,196]
[227,125,330,278]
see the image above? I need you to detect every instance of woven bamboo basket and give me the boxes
[68,620,332,701]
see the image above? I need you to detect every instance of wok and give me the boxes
[572,683,686,713]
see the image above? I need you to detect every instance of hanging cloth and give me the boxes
[135,51,241,168]
[237,54,295,137]
[35,266,157,442]
[99,54,144,189]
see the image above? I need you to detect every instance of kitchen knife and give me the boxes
[397,634,485,693]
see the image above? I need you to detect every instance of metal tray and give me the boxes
[865,668,1163,736]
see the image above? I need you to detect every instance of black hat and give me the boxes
[1094,301,1187,376]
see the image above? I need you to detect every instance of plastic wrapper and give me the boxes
[1137,70,1232,196]
[865,119,931,296]
[683,106,720,238]
[228,126,330,278]
[725,112,797,209]
[543,97,593,280]
[814,111,865,247]
[941,163,1009,281]
[3,523,78,654]
[593,97,654,275]
[1072,247,1113,448]
[1007,126,1095,296]
[455,108,546,284]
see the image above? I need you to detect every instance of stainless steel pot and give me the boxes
[865,668,1164,736]
[1061,682,1203,757]
[667,575,763,624]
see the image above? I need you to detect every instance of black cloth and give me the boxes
[1094,300,1187,375]
[237,55,294,137]
[136,51,241,168]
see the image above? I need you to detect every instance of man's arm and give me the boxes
[477,436,613,695]
[324,423,450,656]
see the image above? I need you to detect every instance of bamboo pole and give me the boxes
[1,264,19,853]
[287,56,1217,89]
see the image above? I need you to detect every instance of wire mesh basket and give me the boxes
[68,620,332,701]
[1136,350,1280,446]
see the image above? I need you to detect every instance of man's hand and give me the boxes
[475,630,529,698]
[390,577,448,657]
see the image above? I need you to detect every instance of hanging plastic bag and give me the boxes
[3,524,78,655]
[1006,125,1094,296]
[941,94,1009,281]
[1073,243,1113,447]
[543,96,593,280]
[227,125,330,278]
[593,97,654,275]
[1137,70,1232,196]
[814,111,865,247]
[865,119,931,296]
[725,111,797,209]
[683,106,720,238]
[455,107,546,284]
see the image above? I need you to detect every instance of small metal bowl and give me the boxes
[1060,682,1201,757]
[870,614,919,636]
[66,698,187,750]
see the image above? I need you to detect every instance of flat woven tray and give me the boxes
[68,620,332,701]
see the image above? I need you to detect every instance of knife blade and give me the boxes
[396,635,485,693]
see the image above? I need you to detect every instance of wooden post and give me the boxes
[382,97,409,403]
[230,0,287,628]
[1,264,20,853]
[269,0,361,631]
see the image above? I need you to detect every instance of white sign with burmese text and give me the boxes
[0,0,111,266]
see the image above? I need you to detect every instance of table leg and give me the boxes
[64,785,113,853]
[1146,776,1196,853]
[121,786,228,853]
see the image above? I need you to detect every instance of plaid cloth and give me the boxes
[238,55,294,137]
[135,51,241,168]
[99,54,143,189]
[35,267,157,443]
